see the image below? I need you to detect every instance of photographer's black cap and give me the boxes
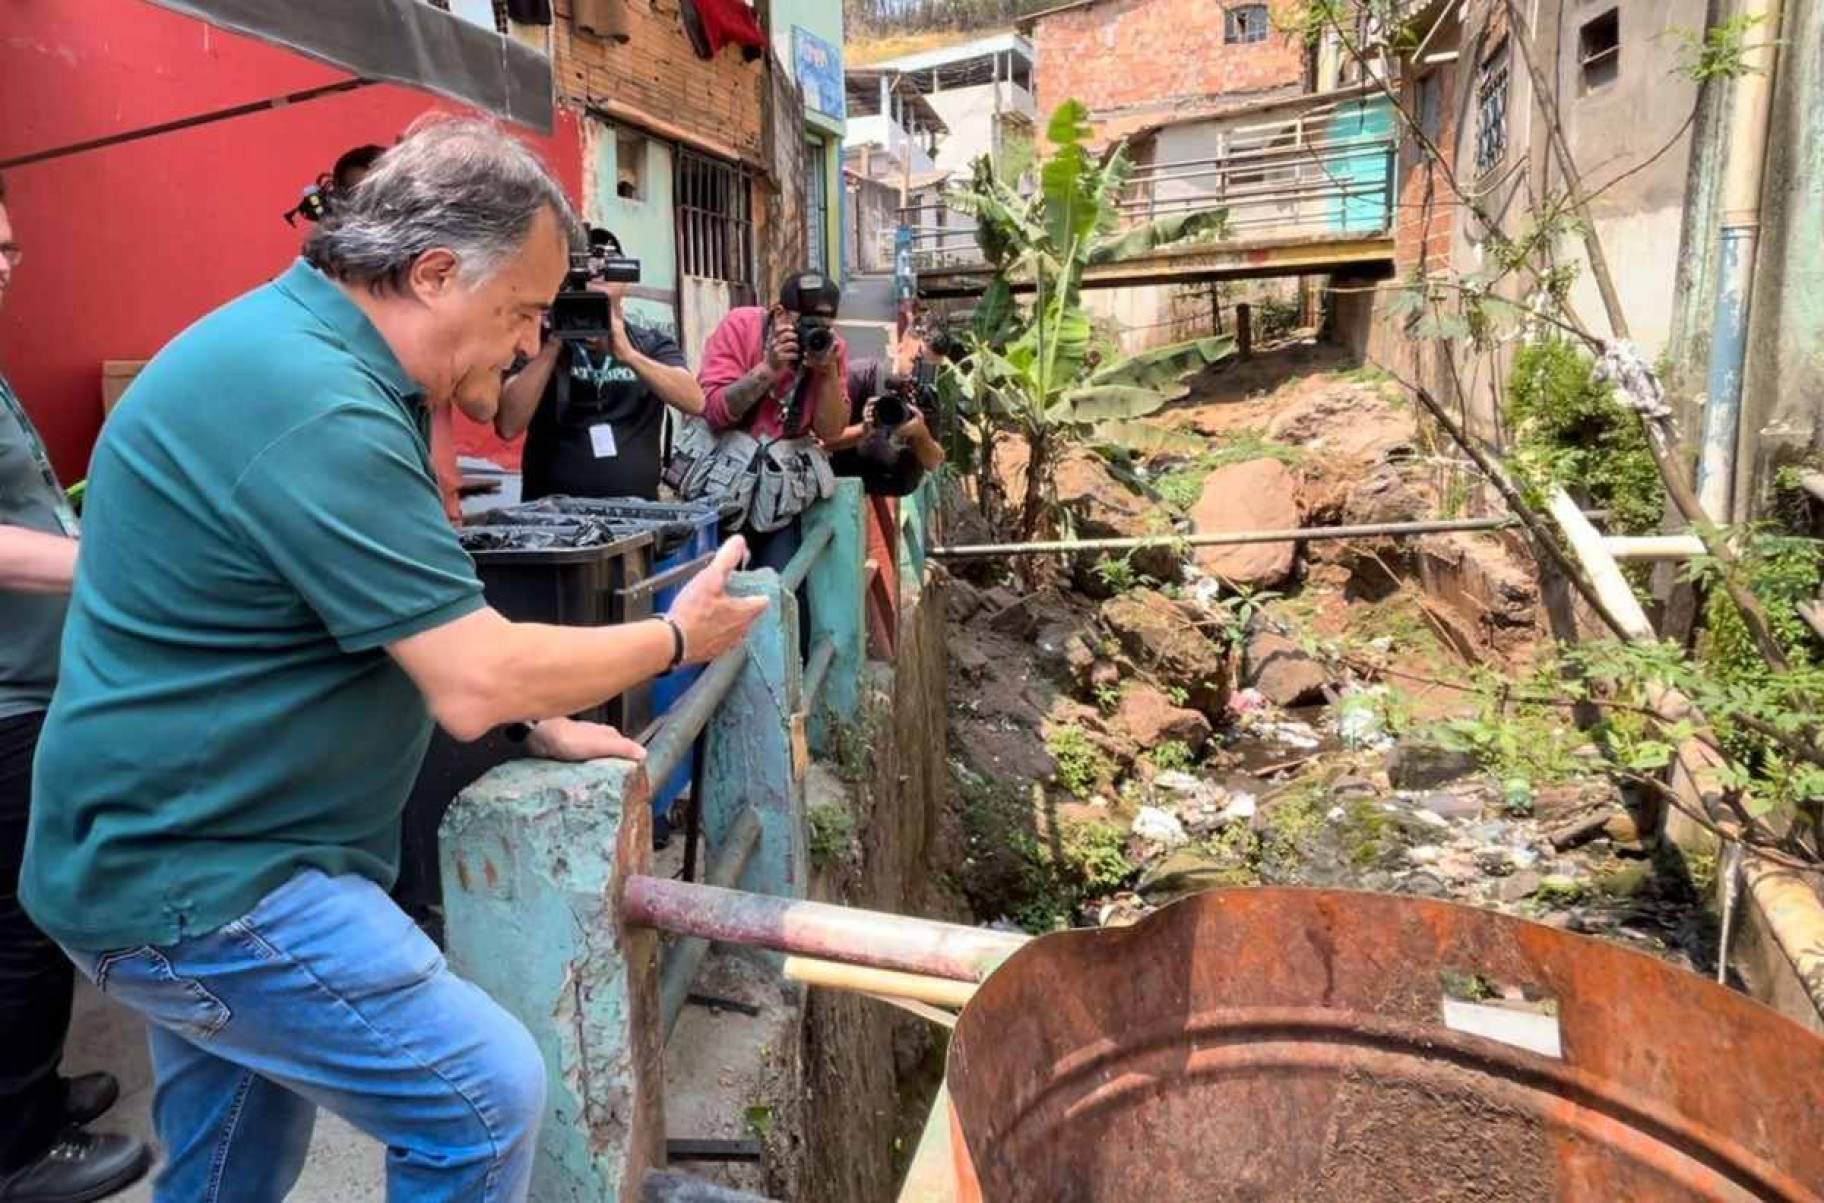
[780,271,841,319]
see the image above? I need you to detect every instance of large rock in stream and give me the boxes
[1190,458,1301,589]
[998,440,1184,593]
[1098,587,1232,719]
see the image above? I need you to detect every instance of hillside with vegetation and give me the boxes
[845,0,1054,63]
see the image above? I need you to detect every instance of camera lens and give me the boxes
[801,324,835,356]
[873,394,909,428]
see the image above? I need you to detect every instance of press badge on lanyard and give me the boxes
[589,423,618,459]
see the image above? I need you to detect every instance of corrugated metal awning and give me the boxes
[145,0,554,131]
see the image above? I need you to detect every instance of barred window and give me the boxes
[1225,4,1269,45]
[1475,44,1510,175]
[677,149,756,290]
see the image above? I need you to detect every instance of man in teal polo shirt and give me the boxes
[20,118,766,1203]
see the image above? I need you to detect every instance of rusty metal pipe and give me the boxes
[802,636,836,712]
[626,877,1029,983]
[930,515,1514,560]
[658,807,763,1040]
[778,521,835,592]
[642,647,745,791]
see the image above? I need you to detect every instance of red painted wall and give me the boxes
[0,0,580,478]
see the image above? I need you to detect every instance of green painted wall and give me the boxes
[584,116,680,338]
[771,0,847,279]
[1324,96,1396,233]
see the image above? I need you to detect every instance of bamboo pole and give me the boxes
[783,956,977,1009]
[1602,535,1707,562]
[928,515,1514,560]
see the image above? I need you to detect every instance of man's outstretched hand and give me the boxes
[526,717,647,763]
[666,536,769,665]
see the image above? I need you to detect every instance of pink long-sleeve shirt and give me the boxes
[697,306,846,438]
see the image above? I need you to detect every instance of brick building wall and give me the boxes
[552,0,766,165]
[1029,0,1306,134]
[1392,66,1459,276]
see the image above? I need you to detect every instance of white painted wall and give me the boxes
[925,82,1035,175]
[844,115,936,174]
[1559,209,1686,355]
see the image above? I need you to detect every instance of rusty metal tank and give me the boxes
[944,888,1824,1201]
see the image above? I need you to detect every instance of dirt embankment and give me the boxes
[937,340,1719,976]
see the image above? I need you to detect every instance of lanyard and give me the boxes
[0,374,79,537]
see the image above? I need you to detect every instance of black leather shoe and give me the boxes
[62,1075,119,1127]
[0,1129,151,1203]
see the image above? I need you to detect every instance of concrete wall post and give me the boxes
[440,759,664,1202]
[701,573,809,903]
[801,479,867,752]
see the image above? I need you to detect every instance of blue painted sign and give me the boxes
[793,25,845,120]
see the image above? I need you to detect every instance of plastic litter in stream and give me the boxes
[1333,686,1394,750]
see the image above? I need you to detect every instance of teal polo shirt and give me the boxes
[22,259,486,952]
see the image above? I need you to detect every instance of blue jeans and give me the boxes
[64,870,545,1202]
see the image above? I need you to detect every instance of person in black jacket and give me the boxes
[827,331,948,497]
[496,228,704,500]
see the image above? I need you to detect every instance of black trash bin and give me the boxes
[394,524,654,937]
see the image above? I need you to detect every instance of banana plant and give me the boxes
[942,100,1232,539]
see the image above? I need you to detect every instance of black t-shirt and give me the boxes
[831,360,924,497]
[521,323,687,501]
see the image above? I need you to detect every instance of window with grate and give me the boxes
[805,136,830,276]
[1579,9,1620,94]
[1474,43,1510,176]
[1225,4,1269,44]
[677,149,756,291]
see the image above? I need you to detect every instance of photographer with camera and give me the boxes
[679,272,848,573]
[826,329,950,498]
[496,228,702,501]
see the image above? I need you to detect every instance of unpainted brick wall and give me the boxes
[552,0,767,164]
[1393,67,1460,275]
[1030,0,1307,124]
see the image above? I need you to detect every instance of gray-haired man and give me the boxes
[20,117,766,1201]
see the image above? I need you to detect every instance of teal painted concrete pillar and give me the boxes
[441,759,664,1202]
[801,480,867,752]
[701,573,809,902]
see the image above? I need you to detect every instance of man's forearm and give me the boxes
[715,366,778,425]
[0,526,78,594]
[823,422,867,452]
[908,428,947,471]
[410,608,676,741]
[628,351,707,416]
[496,348,560,440]
[811,370,849,442]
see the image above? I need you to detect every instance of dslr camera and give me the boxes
[549,228,642,343]
[778,271,842,365]
[870,369,939,432]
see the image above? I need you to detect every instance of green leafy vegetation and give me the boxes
[1145,740,1198,774]
[1506,338,1663,535]
[1047,726,1114,799]
[1673,13,1770,83]
[807,799,856,868]
[1153,430,1303,511]
[1090,554,1144,593]
[1060,822,1134,897]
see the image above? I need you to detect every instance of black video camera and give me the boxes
[549,232,642,342]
